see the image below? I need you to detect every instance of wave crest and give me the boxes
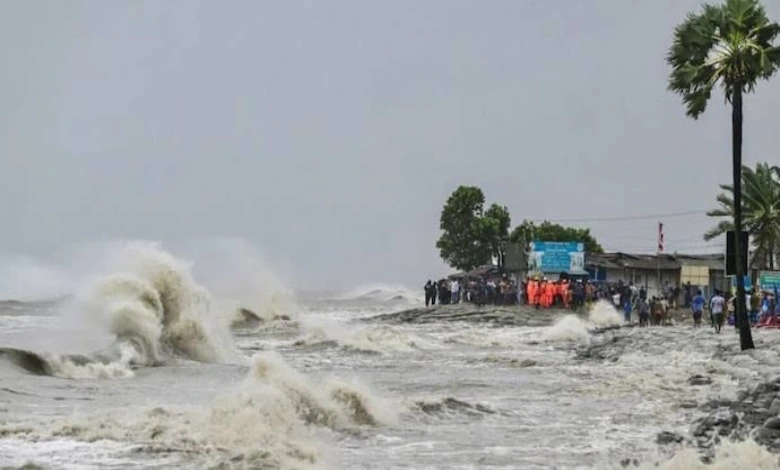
[336,284,422,304]
[543,301,623,343]
[249,351,396,427]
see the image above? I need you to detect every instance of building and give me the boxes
[585,252,728,298]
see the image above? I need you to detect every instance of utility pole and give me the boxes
[657,222,664,296]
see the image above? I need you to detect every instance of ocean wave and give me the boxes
[413,397,500,418]
[0,242,238,378]
[230,306,294,328]
[334,284,423,304]
[181,237,299,328]
[292,321,438,354]
[0,352,394,469]
[249,351,396,427]
[542,300,623,343]
[0,298,61,317]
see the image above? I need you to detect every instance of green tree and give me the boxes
[484,204,512,268]
[668,0,780,350]
[436,186,511,271]
[705,163,780,270]
[509,220,604,253]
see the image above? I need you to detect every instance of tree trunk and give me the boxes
[733,87,755,350]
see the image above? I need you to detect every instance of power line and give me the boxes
[531,209,709,223]
[606,242,725,253]
[598,233,713,243]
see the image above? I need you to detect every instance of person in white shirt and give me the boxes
[450,280,460,304]
[710,290,726,334]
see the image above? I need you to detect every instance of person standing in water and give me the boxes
[710,290,726,334]
[691,290,705,327]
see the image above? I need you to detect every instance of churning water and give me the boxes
[1,243,779,469]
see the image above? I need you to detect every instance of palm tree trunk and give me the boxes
[733,87,754,350]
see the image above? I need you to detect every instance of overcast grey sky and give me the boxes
[2,0,780,291]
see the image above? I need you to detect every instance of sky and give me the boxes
[2,0,780,293]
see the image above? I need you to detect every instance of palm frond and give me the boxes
[704,220,733,241]
[669,0,780,113]
[707,161,780,259]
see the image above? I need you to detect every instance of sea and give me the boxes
[0,241,779,469]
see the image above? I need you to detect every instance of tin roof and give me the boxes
[585,252,724,271]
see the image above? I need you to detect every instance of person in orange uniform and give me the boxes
[536,279,544,308]
[543,280,553,308]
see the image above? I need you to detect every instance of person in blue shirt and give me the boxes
[691,290,705,327]
[623,299,632,323]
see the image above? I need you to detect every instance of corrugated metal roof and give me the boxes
[585,252,724,271]
[673,254,724,270]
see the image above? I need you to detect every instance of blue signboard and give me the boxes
[760,272,780,291]
[527,241,585,273]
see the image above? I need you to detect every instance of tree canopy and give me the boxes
[667,0,780,118]
[705,162,780,269]
[436,186,511,271]
[509,220,604,253]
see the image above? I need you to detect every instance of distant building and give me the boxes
[446,250,734,299]
[585,252,727,298]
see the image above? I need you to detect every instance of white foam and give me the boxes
[43,343,138,379]
[542,301,623,342]
[249,351,396,427]
[588,300,623,327]
[19,241,244,378]
[542,315,589,342]
[635,439,780,469]
[297,317,436,353]
[0,352,393,469]
[440,326,534,349]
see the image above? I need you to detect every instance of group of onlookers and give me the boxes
[424,276,780,333]
[424,275,520,307]
[425,276,646,309]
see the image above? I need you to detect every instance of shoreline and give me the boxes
[366,303,568,327]
[368,302,697,327]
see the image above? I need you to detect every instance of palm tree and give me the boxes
[705,163,780,270]
[668,0,780,350]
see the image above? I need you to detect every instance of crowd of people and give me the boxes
[424,275,520,307]
[424,274,780,331]
[424,275,650,311]
[687,288,780,333]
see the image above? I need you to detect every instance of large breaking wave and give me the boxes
[0,242,238,378]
